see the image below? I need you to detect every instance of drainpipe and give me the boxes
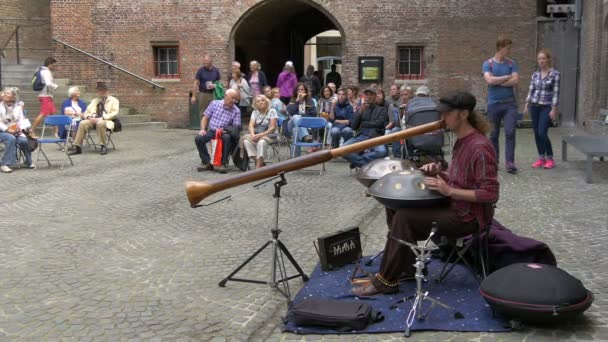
[573,0,582,126]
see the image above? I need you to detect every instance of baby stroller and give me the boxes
[401,98,447,169]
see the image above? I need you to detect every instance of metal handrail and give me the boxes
[1,26,20,62]
[53,38,165,89]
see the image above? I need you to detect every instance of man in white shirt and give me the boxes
[30,57,59,137]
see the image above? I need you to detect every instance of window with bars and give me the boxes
[153,46,179,78]
[397,46,424,79]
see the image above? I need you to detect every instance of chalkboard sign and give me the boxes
[358,56,384,83]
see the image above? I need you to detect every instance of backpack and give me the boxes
[404,97,444,151]
[32,68,45,91]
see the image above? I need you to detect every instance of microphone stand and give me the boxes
[217,173,309,301]
[390,222,461,337]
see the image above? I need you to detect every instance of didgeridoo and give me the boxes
[186,120,445,207]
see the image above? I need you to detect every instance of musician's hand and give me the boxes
[424,176,452,196]
[419,162,440,176]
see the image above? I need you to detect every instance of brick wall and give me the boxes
[51,0,537,128]
[0,0,51,60]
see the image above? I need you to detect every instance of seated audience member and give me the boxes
[329,88,354,148]
[241,95,278,169]
[263,86,272,100]
[194,89,241,173]
[317,86,334,117]
[286,83,317,144]
[352,91,499,297]
[59,86,87,139]
[342,88,389,168]
[347,86,360,112]
[270,87,287,123]
[385,84,404,158]
[327,82,338,101]
[69,82,119,156]
[0,87,34,172]
[399,85,415,119]
[404,85,436,123]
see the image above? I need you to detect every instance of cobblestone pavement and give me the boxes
[0,127,606,341]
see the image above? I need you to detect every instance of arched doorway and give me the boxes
[231,0,345,87]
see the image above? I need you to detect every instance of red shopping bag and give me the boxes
[212,129,223,166]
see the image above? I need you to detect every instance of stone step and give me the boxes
[23,106,137,117]
[121,122,167,130]
[0,58,44,66]
[1,70,37,79]
[1,77,34,87]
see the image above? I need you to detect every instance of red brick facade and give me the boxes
[50,0,538,128]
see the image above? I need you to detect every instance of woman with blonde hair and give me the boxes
[524,48,561,169]
[245,60,268,97]
[240,94,278,169]
[59,86,87,139]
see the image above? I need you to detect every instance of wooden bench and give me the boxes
[562,135,608,183]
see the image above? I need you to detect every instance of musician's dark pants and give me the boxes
[195,130,232,165]
[373,207,477,290]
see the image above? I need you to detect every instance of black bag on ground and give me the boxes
[480,263,594,324]
[288,299,384,331]
[231,146,249,171]
[112,117,122,132]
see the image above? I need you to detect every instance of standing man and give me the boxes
[192,55,221,120]
[483,36,520,174]
[325,64,342,90]
[194,89,241,173]
[30,57,59,137]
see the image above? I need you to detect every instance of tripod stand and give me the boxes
[390,222,461,337]
[218,173,309,300]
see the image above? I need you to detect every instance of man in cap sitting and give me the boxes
[70,82,119,156]
[342,88,389,169]
[352,91,499,297]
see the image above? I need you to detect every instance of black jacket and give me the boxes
[245,70,268,89]
[351,103,389,138]
[286,99,317,118]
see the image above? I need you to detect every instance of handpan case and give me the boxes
[480,263,594,323]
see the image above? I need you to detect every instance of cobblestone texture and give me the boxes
[0,127,606,341]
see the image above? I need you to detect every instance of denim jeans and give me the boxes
[194,130,233,165]
[529,104,553,158]
[0,132,32,166]
[385,127,402,158]
[287,115,309,142]
[342,134,387,168]
[330,126,353,148]
[487,100,517,164]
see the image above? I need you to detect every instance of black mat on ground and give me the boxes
[283,256,511,334]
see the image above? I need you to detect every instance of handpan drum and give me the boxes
[366,170,448,208]
[356,157,417,188]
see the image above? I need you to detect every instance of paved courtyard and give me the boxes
[0,126,607,341]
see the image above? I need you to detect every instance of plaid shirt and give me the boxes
[204,100,241,130]
[526,69,560,106]
[446,131,499,226]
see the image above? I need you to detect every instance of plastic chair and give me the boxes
[36,115,74,169]
[291,117,328,175]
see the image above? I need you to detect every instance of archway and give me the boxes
[231,0,344,87]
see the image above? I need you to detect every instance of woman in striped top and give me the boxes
[524,49,561,169]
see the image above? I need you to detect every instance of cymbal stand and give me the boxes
[390,222,459,337]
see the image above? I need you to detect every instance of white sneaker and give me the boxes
[0,165,12,173]
[27,163,36,169]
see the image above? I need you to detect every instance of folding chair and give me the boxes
[86,129,116,150]
[291,117,328,175]
[36,115,74,169]
[437,204,495,283]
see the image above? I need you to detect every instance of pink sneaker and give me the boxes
[544,159,555,169]
[531,159,546,168]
